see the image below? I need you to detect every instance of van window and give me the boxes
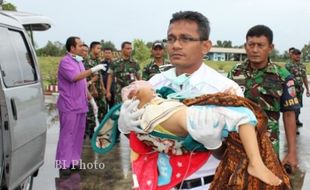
[0,27,37,87]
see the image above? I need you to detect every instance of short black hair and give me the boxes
[82,43,88,48]
[246,25,273,44]
[65,36,80,52]
[289,47,295,53]
[103,47,113,51]
[90,41,101,50]
[121,41,132,49]
[169,11,210,40]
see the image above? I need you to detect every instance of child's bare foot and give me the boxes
[247,161,282,186]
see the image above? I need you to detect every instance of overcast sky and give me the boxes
[7,0,310,53]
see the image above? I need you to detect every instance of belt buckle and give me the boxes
[189,178,201,188]
[175,175,215,189]
[185,180,193,189]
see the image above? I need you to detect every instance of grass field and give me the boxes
[37,56,61,87]
[37,56,310,86]
[204,60,238,73]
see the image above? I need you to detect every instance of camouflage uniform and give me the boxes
[109,57,140,103]
[285,60,307,128]
[84,55,107,137]
[101,59,115,108]
[228,59,300,154]
[142,59,173,80]
[285,61,307,107]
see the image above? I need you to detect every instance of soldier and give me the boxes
[101,47,115,108]
[142,40,173,80]
[81,43,89,60]
[84,41,107,139]
[285,48,310,132]
[106,41,141,104]
[228,25,300,171]
[288,47,295,59]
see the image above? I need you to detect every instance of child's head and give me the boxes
[121,80,156,108]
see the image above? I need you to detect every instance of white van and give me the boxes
[0,8,52,190]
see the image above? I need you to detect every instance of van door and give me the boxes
[0,26,46,189]
[0,99,3,186]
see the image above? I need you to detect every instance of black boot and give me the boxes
[296,120,303,127]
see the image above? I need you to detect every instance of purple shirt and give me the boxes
[57,53,88,113]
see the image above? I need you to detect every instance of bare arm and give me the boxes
[74,64,105,82]
[88,74,99,84]
[282,111,298,166]
[99,74,106,92]
[87,89,92,100]
[106,73,113,101]
[303,75,310,96]
[73,69,93,82]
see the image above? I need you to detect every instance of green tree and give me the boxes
[222,40,232,48]
[282,50,290,61]
[132,39,151,68]
[214,40,232,48]
[146,41,153,49]
[2,2,17,11]
[36,41,65,56]
[269,48,280,61]
[214,40,223,47]
[101,40,117,51]
[301,42,310,61]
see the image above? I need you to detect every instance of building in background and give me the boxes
[206,47,246,61]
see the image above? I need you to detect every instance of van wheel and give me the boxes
[15,175,33,190]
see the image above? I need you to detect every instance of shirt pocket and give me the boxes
[257,78,283,112]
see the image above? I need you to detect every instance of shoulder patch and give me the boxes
[287,79,297,97]
[288,86,296,97]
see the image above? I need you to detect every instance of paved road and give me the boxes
[34,92,310,190]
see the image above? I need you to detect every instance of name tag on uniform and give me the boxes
[283,97,299,107]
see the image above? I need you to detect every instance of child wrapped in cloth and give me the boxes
[121,80,291,190]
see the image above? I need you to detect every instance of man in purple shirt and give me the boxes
[56,36,106,172]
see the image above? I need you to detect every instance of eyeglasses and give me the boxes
[166,35,206,45]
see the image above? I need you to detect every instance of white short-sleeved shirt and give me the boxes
[149,63,243,180]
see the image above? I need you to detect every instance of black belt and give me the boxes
[175,175,214,189]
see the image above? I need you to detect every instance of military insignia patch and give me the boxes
[288,86,296,97]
